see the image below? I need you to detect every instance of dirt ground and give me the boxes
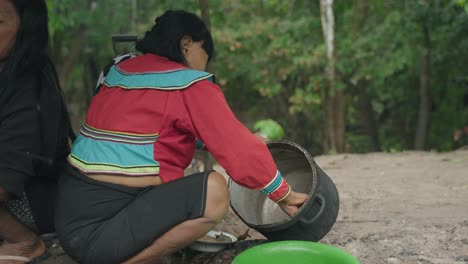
[41,149,468,264]
[315,149,468,264]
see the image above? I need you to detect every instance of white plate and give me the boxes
[189,231,238,252]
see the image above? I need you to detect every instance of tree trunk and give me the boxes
[288,0,297,16]
[131,0,138,33]
[58,28,87,89]
[360,90,381,151]
[320,0,346,153]
[58,0,97,89]
[199,0,211,30]
[320,0,335,153]
[352,0,381,151]
[414,22,431,150]
[334,91,346,152]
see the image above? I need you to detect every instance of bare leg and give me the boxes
[0,187,45,263]
[123,171,230,264]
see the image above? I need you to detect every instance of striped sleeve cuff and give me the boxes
[260,170,291,203]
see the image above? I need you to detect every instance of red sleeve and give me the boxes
[181,81,290,202]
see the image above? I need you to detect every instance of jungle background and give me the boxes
[46,0,468,154]
[40,1,468,263]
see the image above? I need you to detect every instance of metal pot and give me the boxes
[229,141,339,241]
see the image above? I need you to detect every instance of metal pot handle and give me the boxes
[299,194,326,225]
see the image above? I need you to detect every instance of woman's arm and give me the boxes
[0,79,40,198]
[180,81,291,202]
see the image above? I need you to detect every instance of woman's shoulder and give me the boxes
[182,78,225,100]
[0,70,38,108]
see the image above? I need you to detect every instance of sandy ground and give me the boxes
[316,149,468,264]
[40,149,468,264]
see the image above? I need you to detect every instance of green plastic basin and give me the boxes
[232,241,360,264]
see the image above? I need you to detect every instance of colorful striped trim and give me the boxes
[68,155,160,176]
[104,65,213,90]
[80,124,158,144]
[117,66,188,75]
[260,170,284,195]
[274,185,291,203]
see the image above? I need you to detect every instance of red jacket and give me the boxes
[69,53,290,202]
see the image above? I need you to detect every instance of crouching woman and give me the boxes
[55,10,308,264]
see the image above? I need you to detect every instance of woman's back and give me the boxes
[70,53,214,183]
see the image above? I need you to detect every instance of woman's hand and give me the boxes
[278,191,309,216]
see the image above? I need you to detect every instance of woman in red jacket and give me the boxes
[55,10,308,264]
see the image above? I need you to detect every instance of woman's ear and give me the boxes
[180,36,193,55]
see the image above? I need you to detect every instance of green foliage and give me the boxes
[332,0,468,152]
[254,119,285,140]
[47,0,468,153]
[456,0,468,13]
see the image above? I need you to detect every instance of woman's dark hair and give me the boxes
[136,10,214,64]
[4,0,75,163]
[4,0,50,75]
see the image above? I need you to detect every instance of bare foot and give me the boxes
[0,237,46,263]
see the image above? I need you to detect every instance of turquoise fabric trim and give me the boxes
[261,171,283,195]
[195,139,205,150]
[104,65,213,90]
[71,135,159,167]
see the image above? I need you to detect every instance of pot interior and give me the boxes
[230,141,317,226]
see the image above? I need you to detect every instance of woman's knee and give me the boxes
[203,171,229,222]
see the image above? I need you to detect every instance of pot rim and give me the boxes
[229,140,318,229]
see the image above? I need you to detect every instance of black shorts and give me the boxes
[55,165,209,264]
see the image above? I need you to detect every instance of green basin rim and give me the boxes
[232,241,360,264]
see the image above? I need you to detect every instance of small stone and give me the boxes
[455,255,468,262]
[399,249,417,257]
[416,258,433,264]
[387,257,400,263]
